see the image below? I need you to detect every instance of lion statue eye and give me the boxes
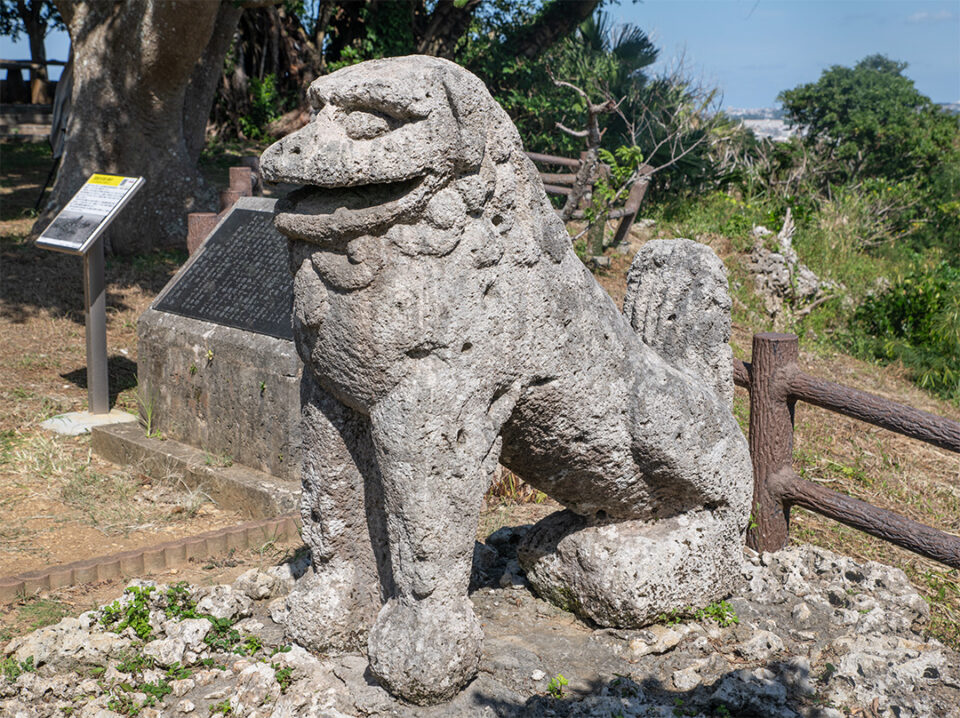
[344,109,392,140]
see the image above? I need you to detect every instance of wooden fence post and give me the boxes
[746,332,798,552]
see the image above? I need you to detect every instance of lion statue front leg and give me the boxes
[276,371,387,653]
[365,362,508,705]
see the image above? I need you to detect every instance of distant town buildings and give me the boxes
[726,103,959,143]
[725,108,795,142]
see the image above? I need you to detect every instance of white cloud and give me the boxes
[907,10,955,23]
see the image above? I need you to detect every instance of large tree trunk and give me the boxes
[509,0,601,59]
[183,2,244,164]
[415,0,480,59]
[22,6,49,103]
[15,0,51,103]
[37,0,240,255]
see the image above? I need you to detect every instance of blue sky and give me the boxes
[2,1,958,108]
[612,0,960,107]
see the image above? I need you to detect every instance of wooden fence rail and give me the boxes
[524,151,653,245]
[733,332,960,569]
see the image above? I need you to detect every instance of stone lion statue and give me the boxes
[260,56,751,705]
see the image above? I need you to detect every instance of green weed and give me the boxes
[546,673,568,699]
[210,698,233,715]
[2,656,35,682]
[101,586,156,641]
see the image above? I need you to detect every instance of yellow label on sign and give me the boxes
[88,174,125,186]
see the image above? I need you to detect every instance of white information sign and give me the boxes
[36,174,145,255]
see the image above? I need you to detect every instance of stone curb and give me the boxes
[0,514,301,604]
[90,422,300,519]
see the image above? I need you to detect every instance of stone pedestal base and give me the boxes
[518,508,744,627]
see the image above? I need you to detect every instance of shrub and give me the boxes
[852,261,960,400]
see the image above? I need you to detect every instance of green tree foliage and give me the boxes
[461,7,656,155]
[773,55,960,256]
[779,54,958,185]
[0,0,62,43]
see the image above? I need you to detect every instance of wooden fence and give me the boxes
[735,332,960,568]
[525,151,653,247]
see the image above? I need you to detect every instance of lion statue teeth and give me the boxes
[260,55,751,706]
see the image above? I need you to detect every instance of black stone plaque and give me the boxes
[154,202,294,341]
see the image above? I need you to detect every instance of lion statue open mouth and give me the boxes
[261,56,751,706]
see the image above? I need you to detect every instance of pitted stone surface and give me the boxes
[2,546,958,717]
[623,238,734,404]
[260,55,751,704]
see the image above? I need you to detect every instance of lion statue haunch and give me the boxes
[260,56,751,705]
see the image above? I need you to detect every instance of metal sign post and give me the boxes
[36,173,144,417]
[83,236,109,413]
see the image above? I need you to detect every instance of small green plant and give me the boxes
[101,586,156,641]
[273,664,293,692]
[210,698,233,715]
[656,600,739,627]
[189,364,198,376]
[656,608,685,626]
[165,662,192,680]
[694,600,739,627]
[546,673,568,699]
[203,616,243,654]
[141,678,172,705]
[673,697,698,717]
[136,385,159,437]
[821,662,837,683]
[2,656,35,682]
[115,650,156,675]
[163,582,199,620]
[238,634,262,656]
[107,690,141,716]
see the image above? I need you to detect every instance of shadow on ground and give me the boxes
[470,667,813,718]
[60,355,139,407]
[0,233,184,325]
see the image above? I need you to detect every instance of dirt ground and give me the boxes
[0,146,254,581]
[1,141,958,650]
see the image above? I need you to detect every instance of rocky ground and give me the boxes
[2,526,957,718]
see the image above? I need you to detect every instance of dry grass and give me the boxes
[786,348,960,648]
[0,144,248,578]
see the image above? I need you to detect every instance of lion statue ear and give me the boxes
[442,71,489,172]
[442,68,520,173]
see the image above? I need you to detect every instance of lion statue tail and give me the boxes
[622,238,734,405]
